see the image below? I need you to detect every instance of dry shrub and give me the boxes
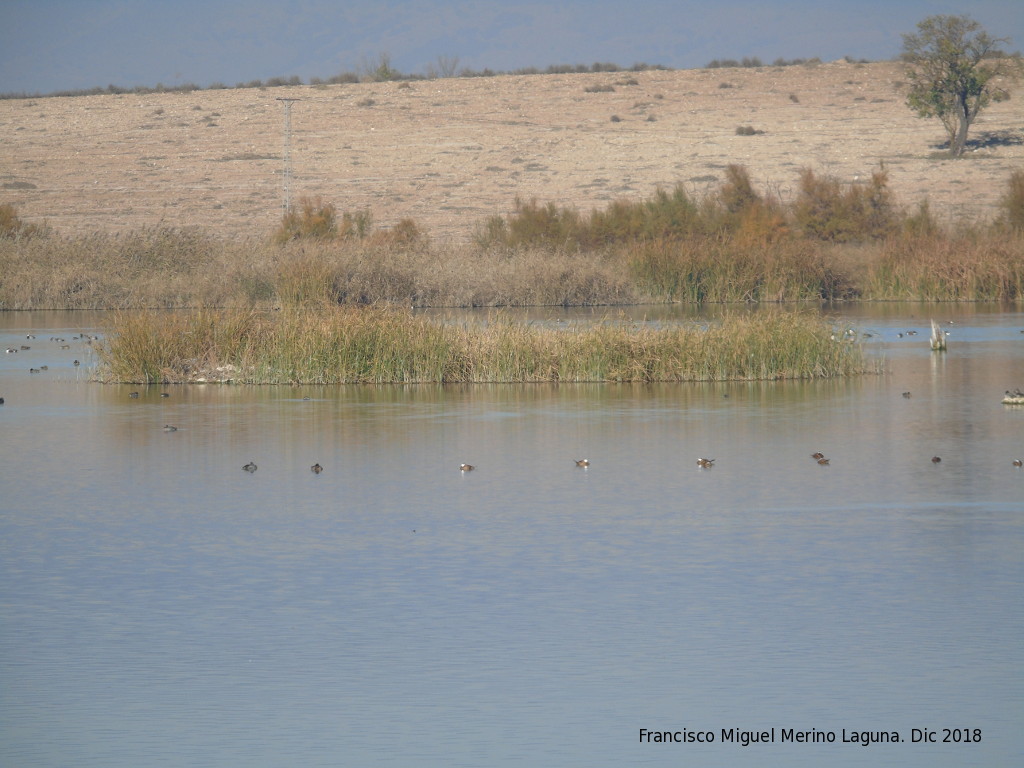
[273,196,338,243]
[793,166,897,242]
[0,203,47,239]
[998,169,1024,232]
[365,217,428,249]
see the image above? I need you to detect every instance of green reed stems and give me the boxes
[97,307,873,384]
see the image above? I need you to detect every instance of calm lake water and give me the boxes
[1,305,1022,768]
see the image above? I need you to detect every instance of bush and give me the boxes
[0,203,46,239]
[272,197,375,244]
[272,198,373,244]
[792,167,896,242]
[274,196,338,242]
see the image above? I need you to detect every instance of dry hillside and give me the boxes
[2,60,1022,242]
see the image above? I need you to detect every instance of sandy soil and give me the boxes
[2,60,1021,243]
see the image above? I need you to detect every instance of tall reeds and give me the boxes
[864,231,1024,301]
[96,307,872,384]
[3,168,1023,310]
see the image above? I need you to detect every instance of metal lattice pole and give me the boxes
[276,98,299,212]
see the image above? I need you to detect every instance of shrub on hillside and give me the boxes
[273,197,374,244]
[792,167,896,242]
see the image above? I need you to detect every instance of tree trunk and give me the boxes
[949,99,971,157]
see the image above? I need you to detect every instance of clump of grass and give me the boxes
[0,203,47,239]
[584,84,615,93]
[97,307,871,385]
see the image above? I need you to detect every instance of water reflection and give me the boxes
[1,306,1022,768]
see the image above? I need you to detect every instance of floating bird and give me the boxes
[1013,459,1023,468]
[163,424,178,432]
[73,360,80,366]
[811,452,825,460]
[129,391,139,398]
[39,365,47,371]
[459,463,475,472]
[26,334,35,339]
[28,368,40,374]
[817,457,830,465]
[4,348,16,354]
[931,456,941,463]
[311,463,323,474]
[575,459,590,467]
[902,391,912,398]
[0,397,4,405]
[160,392,169,397]
[242,462,257,473]
[20,345,30,350]
[697,458,715,468]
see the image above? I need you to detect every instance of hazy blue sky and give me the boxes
[2,1,1022,94]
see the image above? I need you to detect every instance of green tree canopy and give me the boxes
[901,14,1021,157]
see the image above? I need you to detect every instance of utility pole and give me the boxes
[276,98,299,212]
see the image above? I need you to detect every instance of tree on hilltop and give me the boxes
[901,14,1021,157]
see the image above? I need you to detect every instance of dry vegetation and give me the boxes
[2,164,1022,310]
[2,60,1021,239]
[96,307,873,385]
[1,60,1022,313]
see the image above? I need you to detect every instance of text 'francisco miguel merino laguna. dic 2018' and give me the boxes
[639,728,919,747]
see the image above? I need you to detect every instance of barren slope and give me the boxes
[2,60,1021,242]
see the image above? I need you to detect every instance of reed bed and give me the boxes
[96,307,873,385]
[3,166,1022,310]
[863,232,1024,301]
[4,224,1021,311]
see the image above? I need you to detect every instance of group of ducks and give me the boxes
[7,334,89,367]
[240,461,323,474]
[1004,388,1024,405]
[448,453,1024,473]
[120,373,1024,478]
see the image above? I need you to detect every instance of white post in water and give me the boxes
[930,320,947,351]
[276,98,299,213]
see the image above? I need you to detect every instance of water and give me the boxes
[1,306,1022,767]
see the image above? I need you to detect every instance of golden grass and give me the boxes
[96,306,873,385]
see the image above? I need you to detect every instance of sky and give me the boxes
[1,1,1022,94]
